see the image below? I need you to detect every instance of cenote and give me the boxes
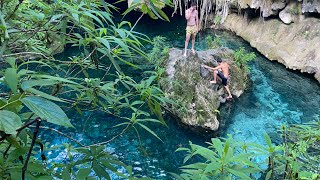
[43,15,320,179]
[2,1,320,179]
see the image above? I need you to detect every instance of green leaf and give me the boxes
[7,147,29,162]
[20,96,73,128]
[21,79,59,90]
[92,160,111,180]
[26,88,64,102]
[264,132,272,148]
[211,138,223,157]
[5,57,16,68]
[62,167,71,180]
[154,6,170,21]
[227,168,251,180]
[265,170,272,180]
[5,68,18,93]
[76,168,91,180]
[0,110,22,134]
[138,123,162,142]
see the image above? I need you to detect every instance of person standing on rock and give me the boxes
[183,2,199,57]
[202,57,233,99]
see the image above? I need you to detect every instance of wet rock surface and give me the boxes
[161,48,247,130]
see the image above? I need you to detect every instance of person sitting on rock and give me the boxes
[202,57,232,99]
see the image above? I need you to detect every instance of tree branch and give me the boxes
[22,117,41,179]
[6,0,23,20]
[29,126,86,147]
[0,52,50,59]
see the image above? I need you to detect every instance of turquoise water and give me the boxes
[43,16,320,179]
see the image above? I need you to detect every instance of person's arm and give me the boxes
[202,64,221,70]
[185,9,191,20]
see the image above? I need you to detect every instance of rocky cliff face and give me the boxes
[219,14,320,83]
[161,48,247,130]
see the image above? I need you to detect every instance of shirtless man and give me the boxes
[184,2,199,57]
[202,57,232,99]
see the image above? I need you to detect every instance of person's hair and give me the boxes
[191,2,197,7]
[215,56,222,63]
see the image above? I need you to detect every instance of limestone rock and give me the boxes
[221,14,320,83]
[271,1,286,10]
[161,48,247,131]
[302,0,320,13]
[279,7,294,24]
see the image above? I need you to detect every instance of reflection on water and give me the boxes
[43,16,320,179]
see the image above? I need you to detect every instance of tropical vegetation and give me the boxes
[0,0,319,180]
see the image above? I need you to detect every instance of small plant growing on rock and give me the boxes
[205,35,222,49]
[214,15,222,25]
[234,47,256,72]
[148,36,169,67]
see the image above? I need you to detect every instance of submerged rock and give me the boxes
[160,48,247,130]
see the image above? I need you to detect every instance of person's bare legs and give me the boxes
[184,33,191,57]
[191,32,196,54]
[224,85,232,99]
[210,70,218,84]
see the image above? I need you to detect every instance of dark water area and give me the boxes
[43,14,320,179]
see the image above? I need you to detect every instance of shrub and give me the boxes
[173,120,320,179]
[234,47,256,72]
[205,35,222,49]
[148,36,169,67]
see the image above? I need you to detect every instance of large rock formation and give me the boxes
[161,48,247,130]
[220,14,320,83]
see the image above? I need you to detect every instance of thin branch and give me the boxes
[86,123,132,148]
[22,117,41,179]
[0,52,50,59]
[30,126,86,147]
[16,119,38,132]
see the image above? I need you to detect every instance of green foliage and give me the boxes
[234,47,256,72]
[148,36,170,67]
[214,15,222,25]
[123,0,173,21]
[175,136,261,179]
[0,0,173,179]
[176,120,320,179]
[205,35,222,49]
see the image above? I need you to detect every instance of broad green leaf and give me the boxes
[20,96,73,128]
[5,57,16,68]
[0,110,22,134]
[25,87,64,102]
[7,147,29,162]
[5,68,18,93]
[21,79,59,90]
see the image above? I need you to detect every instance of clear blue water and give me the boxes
[43,16,320,179]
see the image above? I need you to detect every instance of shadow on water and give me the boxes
[44,14,320,179]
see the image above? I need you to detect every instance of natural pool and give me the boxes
[44,16,320,179]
